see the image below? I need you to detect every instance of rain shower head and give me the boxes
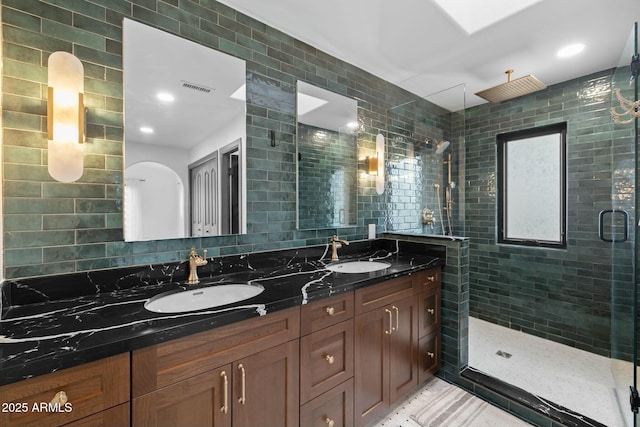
[435,140,450,154]
[475,69,546,103]
[425,138,450,154]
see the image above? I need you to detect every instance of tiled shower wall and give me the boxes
[0,0,433,279]
[465,69,637,360]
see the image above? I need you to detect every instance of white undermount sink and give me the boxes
[326,261,391,274]
[144,284,264,313]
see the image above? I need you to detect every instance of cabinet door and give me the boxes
[354,308,390,427]
[232,340,299,427]
[132,364,232,427]
[388,295,419,404]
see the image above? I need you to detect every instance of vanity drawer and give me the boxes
[300,378,354,427]
[301,291,354,335]
[418,332,440,383]
[418,281,440,338]
[0,353,130,427]
[300,319,354,403]
[419,268,441,291]
[354,274,419,315]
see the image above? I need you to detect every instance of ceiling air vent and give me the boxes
[181,80,214,94]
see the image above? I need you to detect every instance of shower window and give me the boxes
[497,122,567,248]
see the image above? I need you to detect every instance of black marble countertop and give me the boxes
[0,239,444,387]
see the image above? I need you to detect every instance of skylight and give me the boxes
[432,0,542,34]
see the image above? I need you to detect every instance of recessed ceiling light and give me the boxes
[557,43,585,58]
[140,126,154,134]
[156,92,175,102]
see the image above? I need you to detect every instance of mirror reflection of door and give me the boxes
[220,140,242,234]
[190,153,218,237]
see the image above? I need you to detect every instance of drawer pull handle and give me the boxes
[238,364,246,405]
[50,391,68,405]
[385,308,392,334]
[324,416,335,427]
[427,308,435,315]
[392,306,399,332]
[325,306,335,316]
[220,371,229,414]
[427,351,435,359]
[324,354,335,364]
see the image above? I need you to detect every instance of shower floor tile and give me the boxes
[469,316,636,427]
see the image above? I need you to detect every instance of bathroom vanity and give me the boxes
[0,239,443,427]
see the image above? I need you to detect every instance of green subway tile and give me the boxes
[4,214,41,231]
[3,25,71,53]
[76,199,120,213]
[43,244,106,262]
[77,256,132,271]
[3,42,41,65]
[43,214,106,230]
[5,230,75,248]
[76,228,122,243]
[43,183,105,198]
[132,4,180,34]
[4,145,42,165]
[5,198,74,214]
[74,45,121,70]
[42,20,104,50]
[157,3,199,28]
[3,128,47,149]
[4,248,43,266]
[84,153,107,169]
[132,252,182,265]
[2,93,45,116]
[3,75,46,99]
[5,261,76,278]
[2,110,42,133]
[72,14,121,41]
[105,213,122,228]
[4,180,42,197]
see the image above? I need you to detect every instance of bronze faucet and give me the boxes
[187,247,208,284]
[330,235,349,261]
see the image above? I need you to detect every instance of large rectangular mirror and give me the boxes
[296,81,358,229]
[123,19,246,241]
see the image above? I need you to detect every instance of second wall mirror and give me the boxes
[296,81,358,230]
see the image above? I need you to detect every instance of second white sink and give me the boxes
[145,284,264,313]
[326,261,391,274]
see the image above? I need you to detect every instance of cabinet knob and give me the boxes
[427,308,435,315]
[426,275,436,283]
[427,351,435,359]
[50,391,68,405]
[324,354,335,365]
[325,306,335,316]
[324,416,335,427]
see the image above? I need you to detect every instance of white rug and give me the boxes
[373,377,531,427]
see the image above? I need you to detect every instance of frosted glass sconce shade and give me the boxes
[47,51,85,183]
[375,133,385,195]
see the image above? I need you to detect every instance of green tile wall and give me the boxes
[464,69,637,360]
[1,0,437,279]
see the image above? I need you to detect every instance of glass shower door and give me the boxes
[609,21,639,427]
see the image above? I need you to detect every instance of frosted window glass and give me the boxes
[505,134,561,241]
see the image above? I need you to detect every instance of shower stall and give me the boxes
[384,23,639,427]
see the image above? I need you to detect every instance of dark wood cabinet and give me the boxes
[353,275,421,427]
[300,378,354,427]
[132,306,300,427]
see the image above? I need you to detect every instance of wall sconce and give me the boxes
[375,133,385,195]
[47,51,85,182]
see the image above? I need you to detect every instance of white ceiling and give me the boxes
[217,0,640,111]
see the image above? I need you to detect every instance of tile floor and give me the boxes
[373,377,532,427]
[468,316,637,427]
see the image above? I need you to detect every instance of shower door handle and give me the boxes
[598,209,629,242]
